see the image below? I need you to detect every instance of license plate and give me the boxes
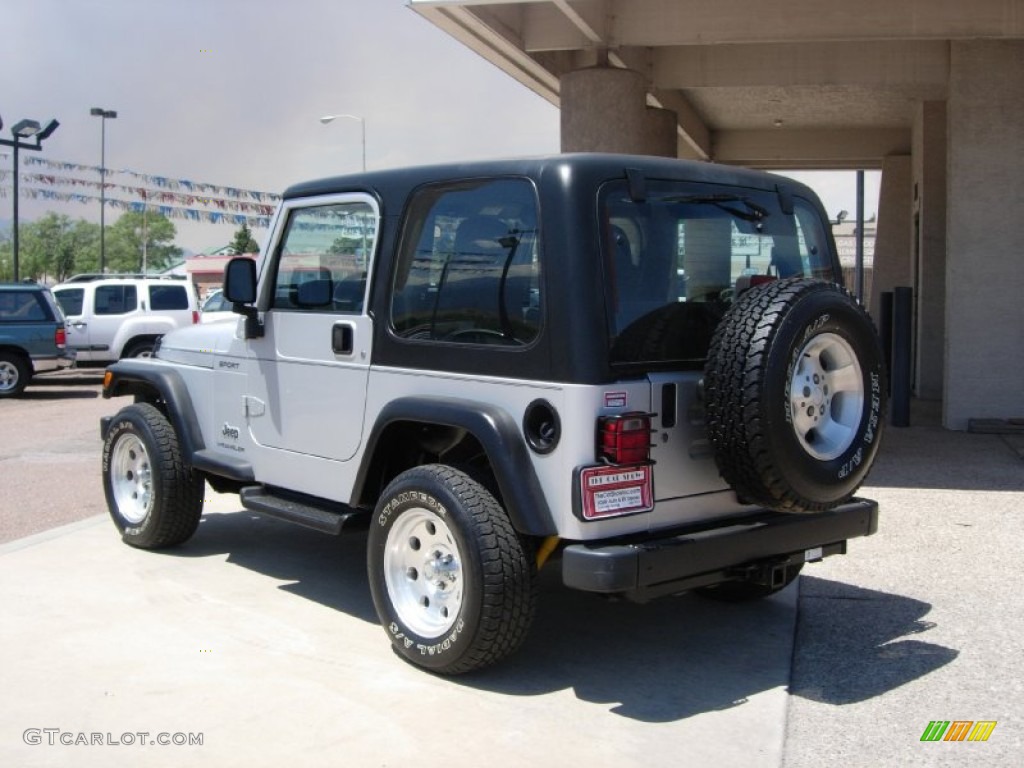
[579,465,653,520]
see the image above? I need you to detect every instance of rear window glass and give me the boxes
[149,285,189,310]
[0,291,48,322]
[390,177,541,347]
[600,180,833,366]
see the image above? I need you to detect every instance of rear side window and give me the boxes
[54,288,84,316]
[149,285,189,310]
[601,180,833,366]
[0,291,48,322]
[391,178,541,347]
[95,285,138,316]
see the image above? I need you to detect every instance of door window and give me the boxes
[94,285,138,315]
[53,288,84,316]
[271,201,378,313]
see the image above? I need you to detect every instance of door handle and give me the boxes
[331,323,354,355]
[71,321,87,328]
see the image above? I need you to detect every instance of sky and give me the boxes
[1,0,879,254]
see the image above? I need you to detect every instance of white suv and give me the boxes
[53,275,199,362]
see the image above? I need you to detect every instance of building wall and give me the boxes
[944,40,1024,428]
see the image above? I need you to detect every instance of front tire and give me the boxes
[368,465,536,675]
[124,340,156,359]
[102,403,204,548]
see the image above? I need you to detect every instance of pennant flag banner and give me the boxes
[0,183,273,229]
[22,156,282,203]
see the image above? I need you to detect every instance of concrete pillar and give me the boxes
[912,101,947,401]
[561,67,677,157]
[868,155,913,321]
[944,41,1024,429]
[643,107,679,158]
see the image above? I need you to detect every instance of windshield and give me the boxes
[601,179,834,367]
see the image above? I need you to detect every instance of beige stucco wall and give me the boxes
[944,40,1024,428]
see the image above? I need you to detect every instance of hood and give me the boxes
[155,317,241,369]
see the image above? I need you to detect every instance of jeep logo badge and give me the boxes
[221,423,240,440]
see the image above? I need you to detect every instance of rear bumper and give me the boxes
[31,351,76,374]
[562,498,878,600]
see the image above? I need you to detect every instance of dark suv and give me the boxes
[0,282,74,397]
[100,154,886,674]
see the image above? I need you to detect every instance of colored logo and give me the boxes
[920,720,997,742]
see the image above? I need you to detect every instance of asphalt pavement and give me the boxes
[1,396,1020,767]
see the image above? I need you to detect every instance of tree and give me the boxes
[228,223,259,255]
[105,211,182,273]
[0,213,101,282]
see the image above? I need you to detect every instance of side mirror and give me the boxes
[222,257,263,338]
[223,257,257,304]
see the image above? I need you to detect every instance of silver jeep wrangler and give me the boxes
[100,154,886,674]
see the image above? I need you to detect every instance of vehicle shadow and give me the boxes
[450,570,959,721]
[167,510,378,624]
[789,575,959,705]
[155,512,958,723]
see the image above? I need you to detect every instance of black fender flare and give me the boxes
[100,361,206,459]
[354,396,557,537]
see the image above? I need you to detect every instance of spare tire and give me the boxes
[704,278,886,512]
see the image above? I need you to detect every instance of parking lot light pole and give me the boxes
[90,108,117,274]
[0,115,60,282]
[319,114,366,171]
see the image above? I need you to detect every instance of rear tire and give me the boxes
[102,403,204,548]
[0,352,31,398]
[368,465,536,675]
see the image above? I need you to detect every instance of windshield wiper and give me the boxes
[660,194,770,223]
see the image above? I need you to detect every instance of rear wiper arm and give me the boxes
[661,194,770,223]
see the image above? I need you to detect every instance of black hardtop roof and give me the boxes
[282,153,818,203]
[0,282,48,291]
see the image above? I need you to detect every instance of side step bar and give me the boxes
[239,487,368,535]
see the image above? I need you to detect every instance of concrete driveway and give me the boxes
[1,399,1020,767]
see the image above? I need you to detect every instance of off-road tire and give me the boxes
[102,403,204,548]
[368,464,536,675]
[704,278,886,512]
[0,352,31,398]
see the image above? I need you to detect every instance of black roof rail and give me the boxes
[63,273,187,283]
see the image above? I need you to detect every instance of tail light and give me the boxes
[55,327,67,349]
[191,310,200,324]
[598,412,652,465]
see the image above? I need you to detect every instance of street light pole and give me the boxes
[1,115,60,282]
[91,108,117,274]
[319,113,366,171]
